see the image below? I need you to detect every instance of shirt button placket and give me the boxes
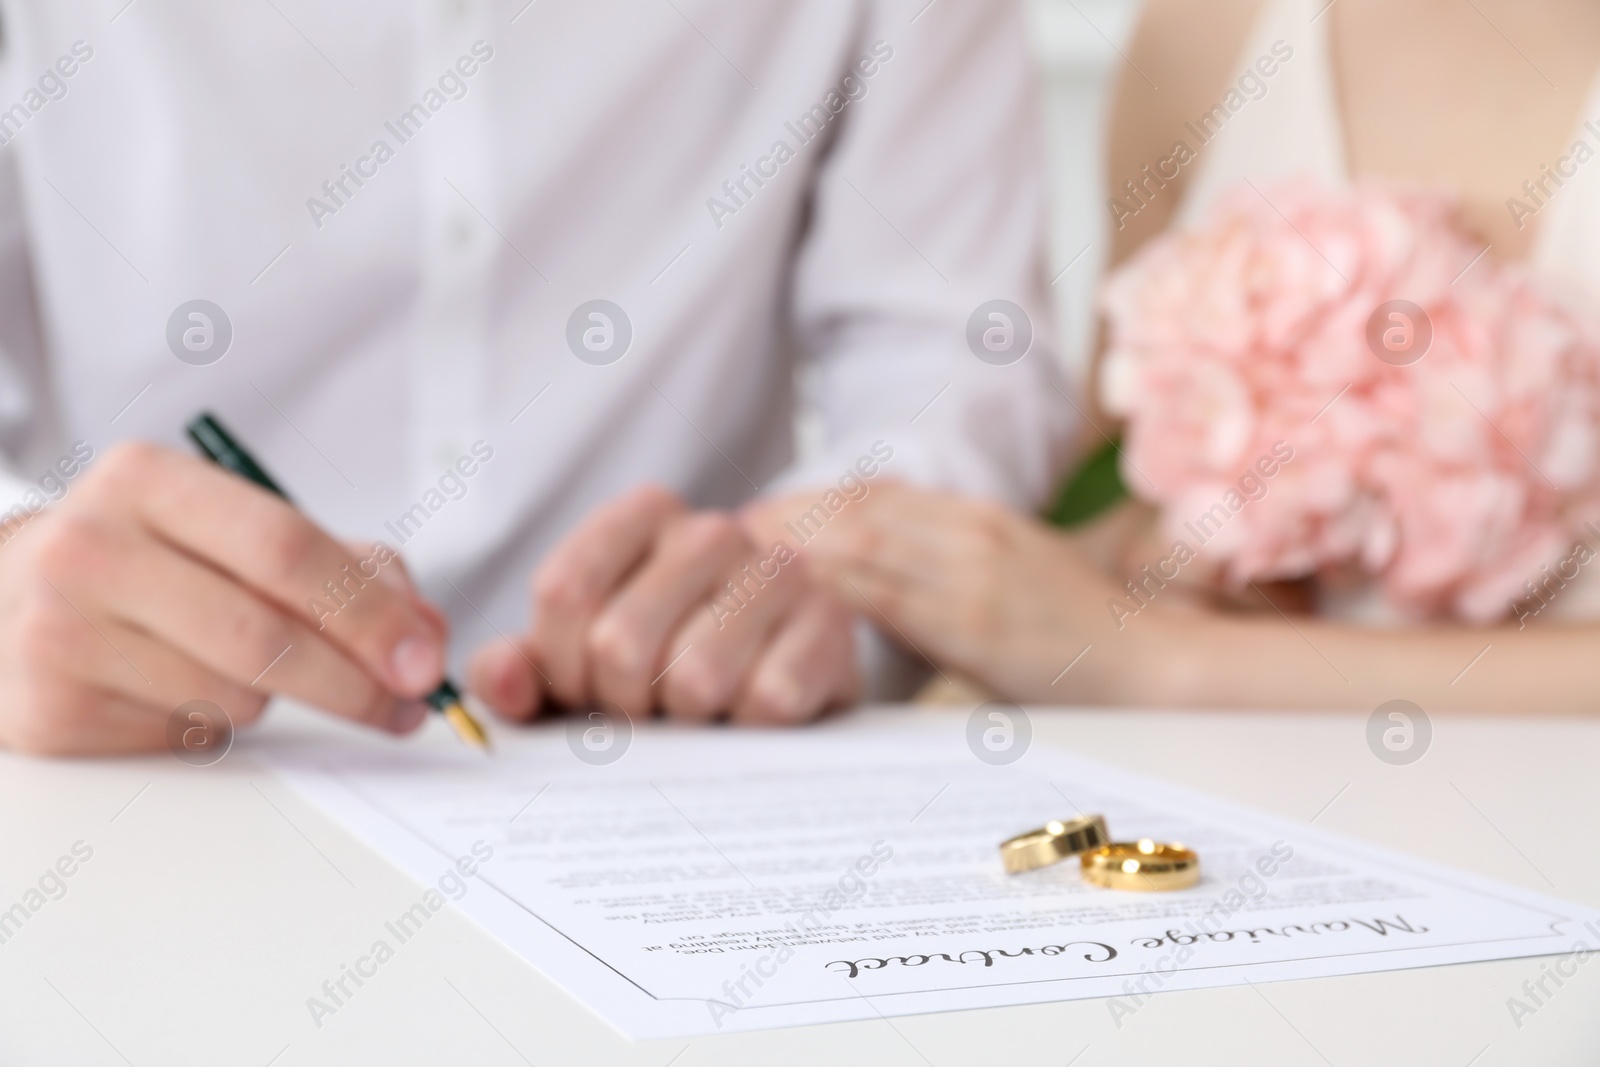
[409,0,494,571]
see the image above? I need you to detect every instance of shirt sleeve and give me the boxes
[772,0,1079,510]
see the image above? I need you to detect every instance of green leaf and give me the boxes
[1045,438,1128,528]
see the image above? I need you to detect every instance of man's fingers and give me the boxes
[2,683,178,758]
[520,489,865,724]
[57,616,270,727]
[652,545,808,721]
[107,444,445,698]
[343,539,449,639]
[530,485,685,702]
[60,530,415,732]
[467,637,544,722]
[731,591,860,725]
[344,539,414,590]
[587,513,759,716]
[13,571,266,728]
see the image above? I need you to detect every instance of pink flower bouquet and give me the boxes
[1099,177,1600,621]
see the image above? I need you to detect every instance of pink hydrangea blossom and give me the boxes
[1099,177,1600,621]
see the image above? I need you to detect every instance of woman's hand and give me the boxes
[802,482,1150,702]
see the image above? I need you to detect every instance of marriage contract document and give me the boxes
[262,712,1598,1039]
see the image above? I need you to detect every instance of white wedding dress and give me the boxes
[1165,0,1600,623]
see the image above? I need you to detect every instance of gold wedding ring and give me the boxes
[1081,839,1200,892]
[1000,815,1109,873]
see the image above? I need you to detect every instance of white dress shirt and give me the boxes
[0,0,1075,666]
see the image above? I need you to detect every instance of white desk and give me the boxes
[1,705,1596,1066]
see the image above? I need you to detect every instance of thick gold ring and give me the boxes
[1081,840,1200,891]
[1000,815,1109,874]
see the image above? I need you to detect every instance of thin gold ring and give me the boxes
[1081,840,1200,891]
[1000,815,1109,874]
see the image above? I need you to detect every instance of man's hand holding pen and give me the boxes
[0,441,450,755]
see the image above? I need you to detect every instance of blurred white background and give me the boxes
[1025,0,1140,384]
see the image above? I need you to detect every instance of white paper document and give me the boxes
[261,714,1599,1039]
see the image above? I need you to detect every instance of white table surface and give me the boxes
[1,703,1596,1067]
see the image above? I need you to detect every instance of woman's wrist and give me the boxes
[1076,602,1206,707]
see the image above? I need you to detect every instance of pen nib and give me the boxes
[442,701,492,752]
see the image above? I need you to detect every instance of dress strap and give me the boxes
[1172,0,1348,228]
